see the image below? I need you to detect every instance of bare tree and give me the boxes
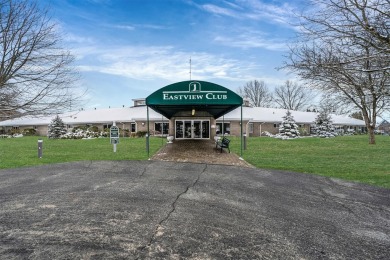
[318,94,352,115]
[317,0,390,55]
[282,0,390,144]
[237,80,273,107]
[350,111,364,120]
[0,0,82,119]
[295,0,390,62]
[273,80,314,111]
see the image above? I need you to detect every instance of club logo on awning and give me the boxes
[189,82,201,92]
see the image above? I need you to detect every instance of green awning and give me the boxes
[146,81,243,119]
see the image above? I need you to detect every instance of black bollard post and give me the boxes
[146,133,149,154]
[38,139,43,158]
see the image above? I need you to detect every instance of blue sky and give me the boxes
[45,0,307,109]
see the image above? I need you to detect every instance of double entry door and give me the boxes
[175,120,210,139]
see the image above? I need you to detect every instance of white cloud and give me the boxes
[112,25,135,31]
[214,30,289,51]
[200,0,298,28]
[105,23,170,31]
[139,24,170,30]
[197,1,299,50]
[74,44,261,82]
[243,1,297,27]
[202,4,240,18]
[63,33,95,44]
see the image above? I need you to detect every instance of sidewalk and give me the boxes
[151,139,254,167]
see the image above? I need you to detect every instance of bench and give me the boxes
[215,137,230,153]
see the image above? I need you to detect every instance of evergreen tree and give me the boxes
[278,110,300,139]
[313,111,336,138]
[48,115,67,138]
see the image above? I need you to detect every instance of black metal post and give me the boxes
[38,139,43,158]
[147,106,150,158]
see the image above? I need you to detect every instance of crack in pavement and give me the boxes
[139,165,149,177]
[136,163,208,258]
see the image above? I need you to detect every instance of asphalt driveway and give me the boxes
[0,161,389,259]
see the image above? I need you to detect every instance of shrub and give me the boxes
[22,128,37,136]
[136,131,147,137]
[72,126,87,132]
[60,129,107,139]
[374,129,384,135]
[8,128,20,135]
[346,128,356,135]
[123,129,130,137]
[89,126,99,132]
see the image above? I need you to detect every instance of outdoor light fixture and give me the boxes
[192,108,195,116]
[141,122,145,126]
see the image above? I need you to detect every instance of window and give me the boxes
[12,126,20,134]
[216,122,230,135]
[248,123,254,134]
[131,123,136,133]
[154,122,169,135]
[274,123,279,128]
[310,124,316,135]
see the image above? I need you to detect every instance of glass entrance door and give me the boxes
[176,121,183,138]
[184,121,192,138]
[175,120,210,139]
[201,121,209,138]
[193,121,201,138]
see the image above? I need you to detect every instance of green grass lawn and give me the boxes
[0,136,164,169]
[230,135,390,189]
[1,135,389,189]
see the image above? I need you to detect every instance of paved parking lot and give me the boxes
[0,160,389,259]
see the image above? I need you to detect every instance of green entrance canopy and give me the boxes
[146,80,243,119]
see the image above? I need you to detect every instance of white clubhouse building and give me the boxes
[0,81,366,138]
[0,99,366,138]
